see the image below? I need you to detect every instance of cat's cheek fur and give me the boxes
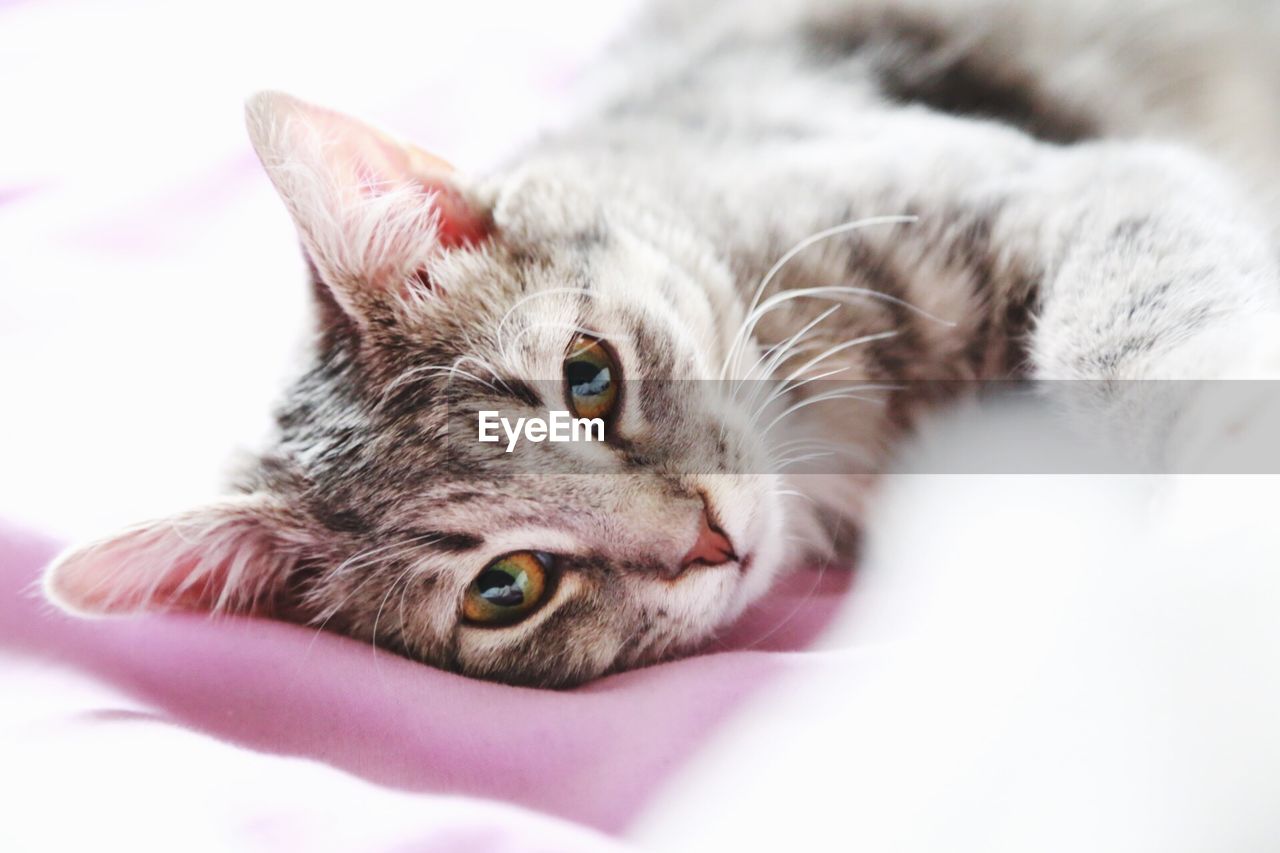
[730,486,794,615]
[453,564,749,687]
[453,573,623,686]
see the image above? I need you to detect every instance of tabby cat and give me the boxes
[46,0,1280,686]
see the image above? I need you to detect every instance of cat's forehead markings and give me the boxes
[384,530,484,553]
[436,490,488,506]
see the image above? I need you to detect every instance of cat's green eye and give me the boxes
[463,551,552,626]
[564,335,619,421]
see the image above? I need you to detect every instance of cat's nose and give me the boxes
[675,498,737,577]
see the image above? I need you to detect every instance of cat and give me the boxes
[44,0,1280,686]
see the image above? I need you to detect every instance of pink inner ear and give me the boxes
[349,147,490,290]
[249,92,494,303]
[311,111,490,254]
[409,268,435,294]
[350,157,388,197]
[344,130,490,251]
[154,553,238,611]
[46,518,261,617]
[426,179,491,249]
[405,177,491,295]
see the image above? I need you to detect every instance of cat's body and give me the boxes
[46,0,1280,686]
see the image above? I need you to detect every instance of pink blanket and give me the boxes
[0,520,848,847]
[0,3,859,845]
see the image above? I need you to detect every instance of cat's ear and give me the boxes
[43,495,305,617]
[244,91,490,321]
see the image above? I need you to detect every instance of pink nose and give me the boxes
[676,499,737,576]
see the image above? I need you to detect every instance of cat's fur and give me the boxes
[45,0,1280,686]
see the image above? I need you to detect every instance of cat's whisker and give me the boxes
[775,331,897,391]
[767,438,837,462]
[773,451,836,469]
[437,364,509,395]
[503,320,634,357]
[302,535,443,651]
[741,328,895,427]
[493,286,601,364]
[494,286,598,342]
[328,534,440,580]
[369,560,424,665]
[771,488,816,505]
[747,340,844,398]
[451,354,516,396]
[768,437,868,468]
[757,365,852,414]
[733,313,885,424]
[768,437,861,454]
[396,564,435,641]
[376,364,505,412]
[720,214,920,381]
[724,283,952,393]
[753,285,950,348]
[761,384,897,439]
[733,305,841,408]
[738,305,840,389]
[766,439,822,456]
[306,544,433,635]
[726,338,826,421]
[751,338,831,377]
[767,439,879,475]
[753,331,902,420]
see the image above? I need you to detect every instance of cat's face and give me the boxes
[44,93,795,687]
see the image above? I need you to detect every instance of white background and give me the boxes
[0,0,640,539]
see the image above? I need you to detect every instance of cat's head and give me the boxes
[43,93,802,687]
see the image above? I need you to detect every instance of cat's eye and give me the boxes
[463,551,553,626]
[564,334,620,421]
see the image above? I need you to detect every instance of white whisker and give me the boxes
[495,286,597,342]
[761,384,898,438]
[734,305,841,407]
[721,214,920,380]
[377,364,505,412]
[503,319,632,356]
[755,331,901,417]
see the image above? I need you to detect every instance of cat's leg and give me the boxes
[1010,141,1280,472]
[823,125,1280,472]
[735,116,1278,548]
